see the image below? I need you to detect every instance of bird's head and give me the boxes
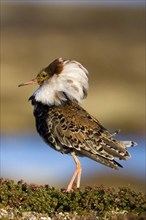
[18,58,89,106]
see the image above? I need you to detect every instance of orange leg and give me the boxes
[66,153,82,192]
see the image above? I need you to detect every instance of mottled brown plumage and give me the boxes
[30,98,129,168]
[19,58,137,192]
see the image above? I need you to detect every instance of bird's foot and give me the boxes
[65,188,73,193]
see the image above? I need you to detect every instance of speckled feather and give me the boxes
[30,97,131,170]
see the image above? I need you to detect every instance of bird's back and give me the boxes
[30,97,133,170]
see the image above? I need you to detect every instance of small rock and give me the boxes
[0,208,8,218]
[22,211,37,220]
[40,217,51,220]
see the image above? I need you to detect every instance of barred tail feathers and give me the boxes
[120,141,137,148]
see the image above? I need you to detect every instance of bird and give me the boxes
[18,58,137,192]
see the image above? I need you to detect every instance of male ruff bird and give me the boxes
[18,58,137,192]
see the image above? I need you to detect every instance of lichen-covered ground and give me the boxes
[0,179,145,220]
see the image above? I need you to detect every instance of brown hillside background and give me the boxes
[1,3,145,134]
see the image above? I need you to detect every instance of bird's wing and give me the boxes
[48,101,130,169]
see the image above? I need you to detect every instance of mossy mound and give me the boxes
[0,178,146,219]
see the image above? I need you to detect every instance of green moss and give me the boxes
[0,178,146,219]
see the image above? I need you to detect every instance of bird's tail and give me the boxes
[111,130,137,149]
[120,141,137,148]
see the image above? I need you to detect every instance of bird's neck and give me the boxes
[30,72,88,106]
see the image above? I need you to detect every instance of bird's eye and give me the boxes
[42,72,47,78]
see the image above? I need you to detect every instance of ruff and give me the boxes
[19,58,137,192]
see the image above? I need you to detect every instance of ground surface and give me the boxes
[0,179,146,220]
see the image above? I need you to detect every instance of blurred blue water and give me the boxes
[0,133,145,188]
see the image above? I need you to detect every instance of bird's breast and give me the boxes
[31,100,71,154]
